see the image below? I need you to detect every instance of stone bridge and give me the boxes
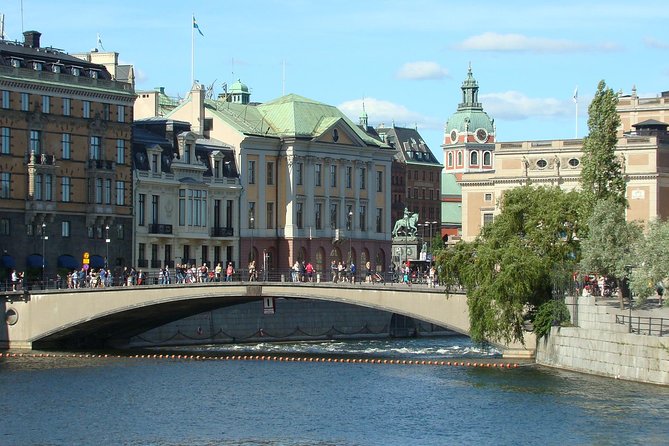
[1,282,535,357]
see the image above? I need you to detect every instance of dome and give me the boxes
[444,66,494,138]
[230,79,249,93]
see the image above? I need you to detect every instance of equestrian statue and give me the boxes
[392,208,419,238]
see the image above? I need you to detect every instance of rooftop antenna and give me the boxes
[20,0,24,34]
[0,13,5,40]
[282,59,286,96]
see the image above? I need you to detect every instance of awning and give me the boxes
[90,255,105,269]
[1,254,15,269]
[57,255,80,270]
[26,254,45,268]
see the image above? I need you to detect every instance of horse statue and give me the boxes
[392,213,419,238]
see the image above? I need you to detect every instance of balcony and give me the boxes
[148,224,173,234]
[211,227,234,237]
[150,259,162,268]
[87,159,116,171]
[137,259,148,268]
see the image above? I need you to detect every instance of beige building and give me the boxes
[137,82,395,274]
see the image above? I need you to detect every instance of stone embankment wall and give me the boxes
[536,295,669,385]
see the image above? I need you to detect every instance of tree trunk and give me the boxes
[617,278,624,310]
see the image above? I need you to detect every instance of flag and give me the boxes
[96,33,104,51]
[193,15,204,36]
[573,87,578,103]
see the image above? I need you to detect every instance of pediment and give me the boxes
[313,117,366,147]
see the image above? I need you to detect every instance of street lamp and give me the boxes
[348,210,353,263]
[105,225,110,269]
[41,222,48,288]
[426,220,438,264]
[250,216,255,262]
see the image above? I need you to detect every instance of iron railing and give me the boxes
[615,315,669,336]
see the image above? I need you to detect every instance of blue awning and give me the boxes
[57,255,79,270]
[90,255,105,269]
[1,254,15,269]
[26,254,45,268]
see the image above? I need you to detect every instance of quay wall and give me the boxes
[536,295,669,386]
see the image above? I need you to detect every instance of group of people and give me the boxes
[159,262,236,284]
[292,260,316,282]
[397,262,438,287]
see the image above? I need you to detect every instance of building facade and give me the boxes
[132,117,241,275]
[0,31,135,283]
[157,83,395,274]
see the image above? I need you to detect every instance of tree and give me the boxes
[437,186,582,344]
[580,80,626,212]
[630,219,669,304]
[579,198,642,309]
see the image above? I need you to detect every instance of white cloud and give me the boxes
[480,91,576,120]
[338,98,441,130]
[396,61,449,80]
[454,32,620,53]
[644,37,669,50]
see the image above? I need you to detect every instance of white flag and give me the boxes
[573,87,578,103]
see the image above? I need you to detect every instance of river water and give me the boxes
[1,336,668,445]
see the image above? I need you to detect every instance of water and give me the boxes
[1,336,668,445]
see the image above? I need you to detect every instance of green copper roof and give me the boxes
[445,66,494,134]
[441,172,461,195]
[229,79,248,93]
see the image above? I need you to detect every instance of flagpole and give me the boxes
[191,15,194,86]
[574,86,578,139]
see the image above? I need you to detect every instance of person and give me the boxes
[403,262,410,285]
[292,261,301,283]
[215,262,222,282]
[331,260,338,283]
[225,262,234,282]
[11,269,19,291]
[349,261,356,284]
[365,261,372,283]
[428,266,436,288]
[305,262,314,282]
[248,260,256,281]
[338,261,346,283]
[137,269,146,285]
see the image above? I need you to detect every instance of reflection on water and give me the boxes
[1,336,668,445]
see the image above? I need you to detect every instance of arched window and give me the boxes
[316,247,326,274]
[483,151,492,166]
[457,151,463,166]
[298,247,307,262]
[470,151,478,165]
[447,152,453,167]
[375,249,386,272]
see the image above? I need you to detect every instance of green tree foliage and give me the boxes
[580,80,626,212]
[579,198,642,309]
[630,219,669,302]
[533,299,571,339]
[437,186,582,344]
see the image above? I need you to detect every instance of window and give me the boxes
[315,203,322,230]
[42,95,50,114]
[184,144,191,164]
[83,100,91,118]
[346,205,353,231]
[90,136,101,160]
[30,130,41,154]
[95,178,102,203]
[21,93,29,111]
[117,105,125,123]
[483,213,494,226]
[266,161,274,185]
[359,205,366,231]
[0,218,9,235]
[346,166,352,188]
[61,133,71,159]
[62,97,71,116]
[330,203,338,229]
[470,151,478,165]
[35,174,43,200]
[61,221,70,237]
[248,202,256,228]
[296,162,303,185]
[116,139,125,164]
[376,171,383,192]
[138,194,146,226]
[151,154,159,173]
[103,103,110,120]
[457,151,462,165]
[296,202,303,229]
[1,128,10,154]
[138,243,146,262]
[61,176,71,202]
[376,208,383,233]
[115,181,125,205]
[568,158,580,168]
[536,159,547,169]
[315,163,322,186]
[179,190,186,226]
[360,167,366,190]
[188,190,207,226]
[248,160,256,184]
[1,90,9,109]
[267,202,274,229]
[116,223,124,240]
[330,164,337,187]
[151,195,159,224]
[105,179,111,204]
[45,174,53,201]
[483,151,492,166]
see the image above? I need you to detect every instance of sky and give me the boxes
[2,0,669,163]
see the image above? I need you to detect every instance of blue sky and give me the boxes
[3,0,669,162]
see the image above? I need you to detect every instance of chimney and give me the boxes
[23,30,41,48]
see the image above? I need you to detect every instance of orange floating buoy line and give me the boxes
[0,351,521,368]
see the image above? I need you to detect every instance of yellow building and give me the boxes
[0,31,135,283]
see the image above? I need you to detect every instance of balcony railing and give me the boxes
[87,159,116,170]
[211,227,234,237]
[150,259,162,268]
[137,259,148,268]
[148,224,173,234]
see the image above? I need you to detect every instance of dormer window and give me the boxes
[89,70,99,79]
[185,144,191,164]
[10,58,22,68]
[71,66,81,76]
[52,64,62,74]
[214,160,220,178]
[33,61,43,71]
[152,154,159,173]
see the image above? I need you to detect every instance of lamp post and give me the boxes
[41,222,47,288]
[250,216,255,262]
[348,210,353,263]
[625,264,634,333]
[426,220,438,265]
[105,225,110,269]
[404,211,409,266]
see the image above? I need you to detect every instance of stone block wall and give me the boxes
[536,296,669,385]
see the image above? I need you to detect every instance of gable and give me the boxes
[313,117,365,147]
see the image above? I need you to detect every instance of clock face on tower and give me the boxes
[475,128,488,143]
[450,130,458,144]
